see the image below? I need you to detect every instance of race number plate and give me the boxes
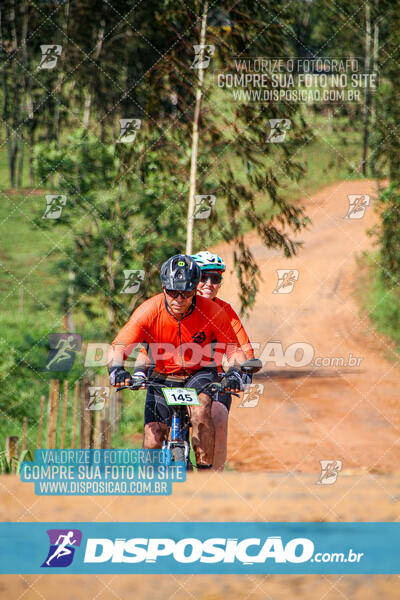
[161,387,200,406]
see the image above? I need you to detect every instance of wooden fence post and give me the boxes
[100,418,111,449]
[47,379,60,449]
[60,380,69,449]
[22,417,28,451]
[72,381,79,449]
[6,436,19,472]
[91,376,100,450]
[88,403,95,449]
[98,374,117,433]
[93,411,100,449]
[46,379,54,448]
[37,395,45,449]
[116,388,122,432]
[80,377,91,448]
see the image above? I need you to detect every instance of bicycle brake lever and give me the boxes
[115,384,142,392]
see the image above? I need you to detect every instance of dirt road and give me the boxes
[218,179,400,474]
[1,179,400,599]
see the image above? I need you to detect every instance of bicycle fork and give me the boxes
[162,407,190,464]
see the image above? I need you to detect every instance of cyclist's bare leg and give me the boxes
[190,392,214,467]
[143,422,169,449]
[211,402,228,471]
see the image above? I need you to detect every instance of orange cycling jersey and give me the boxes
[110,293,246,376]
[135,295,255,370]
[213,297,254,361]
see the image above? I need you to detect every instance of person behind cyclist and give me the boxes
[191,251,255,471]
[108,254,246,469]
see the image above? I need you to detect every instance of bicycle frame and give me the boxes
[116,379,226,466]
[170,406,188,442]
[116,381,193,464]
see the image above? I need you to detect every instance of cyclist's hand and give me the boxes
[222,367,243,392]
[109,366,132,387]
[130,374,147,389]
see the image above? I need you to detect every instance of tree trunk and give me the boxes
[185,1,208,254]
[17,133,24,187]
[28,124,34,186]
[106,242,116,328]
[8,132,16,188]
[83,19,105,131]
[67,269,75,332]
[2,3,22,189]
[370,21,379,128]
[361,1,371,176]
[53,1,70,143]
[83,92,92,129]
[18,0,30,189]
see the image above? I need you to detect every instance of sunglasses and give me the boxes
[200,272,223,284]
[165,289,196,299]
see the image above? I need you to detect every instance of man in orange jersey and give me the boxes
[191,251,255,470]
[108,255,246,469]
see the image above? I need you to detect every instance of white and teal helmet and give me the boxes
[191,251,226,272]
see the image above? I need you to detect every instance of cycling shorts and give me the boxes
[144,367,219,426]
[214,391,232,412]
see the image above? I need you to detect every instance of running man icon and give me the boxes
[117,118,141,143]
[43,333,82,372]
[38,45,62,70]
[273,269,299,294]
[46,531,76,565]
[41,529,82,568]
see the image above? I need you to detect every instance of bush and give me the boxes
[359,252,400,353]
[377,185,400,288]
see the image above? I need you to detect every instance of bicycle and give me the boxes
[116,358,262,468]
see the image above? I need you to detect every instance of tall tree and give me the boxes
[35,0,313,328]
[140,0,311,313]
[370,0,400,287]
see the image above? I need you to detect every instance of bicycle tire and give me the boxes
[173,445,186,462]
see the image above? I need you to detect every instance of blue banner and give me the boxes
[0,522,399,574]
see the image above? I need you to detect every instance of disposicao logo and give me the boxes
[83,536,314,564]
[41,529,82,568]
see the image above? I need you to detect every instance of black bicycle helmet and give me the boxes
[160,254,201,291]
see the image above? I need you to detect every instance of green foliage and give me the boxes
[0,449,33,475]
[366,0,400,355]
[34,130,116,196]
[112,390,146,449]
[0,309,102,446]
[375,185,400,288]
[0,0,317,321]
[370,0,400,181]
[34,128,189,330]
[358,252,400,354]
[141,1,314,313]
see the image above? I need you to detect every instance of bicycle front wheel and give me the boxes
[173,445,185,462]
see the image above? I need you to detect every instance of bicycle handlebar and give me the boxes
[115,358,262,395]
[115,378,240,397]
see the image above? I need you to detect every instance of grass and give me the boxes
[356,252,400,356]
[111,390,146,449]
[0,189,72,315]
